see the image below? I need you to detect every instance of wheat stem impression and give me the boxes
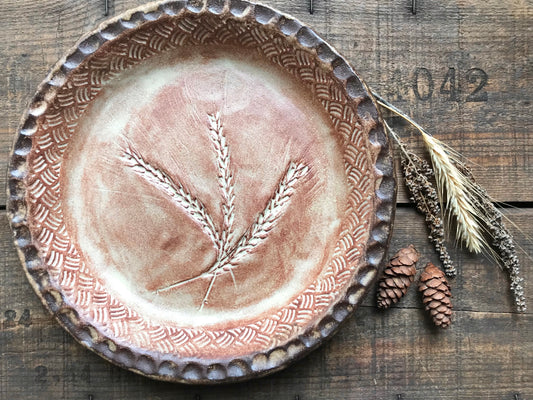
[123,145,222,253]
[123,112,309,308]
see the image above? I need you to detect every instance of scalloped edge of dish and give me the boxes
[6,0,396,384]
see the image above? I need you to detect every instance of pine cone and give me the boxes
[419,262,453,328]
[377,245,419,308]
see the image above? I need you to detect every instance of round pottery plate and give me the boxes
[7,0,395,383]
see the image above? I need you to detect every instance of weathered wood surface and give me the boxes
[1,208,532,399]
[1,0,532,399]
[0,0,531,204]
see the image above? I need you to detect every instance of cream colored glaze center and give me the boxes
[62,48,348,328]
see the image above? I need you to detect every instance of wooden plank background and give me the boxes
[1,0,531,399]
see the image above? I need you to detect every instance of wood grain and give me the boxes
[1,208,532,399]
[0,0,531,205]
[1,0,532,398]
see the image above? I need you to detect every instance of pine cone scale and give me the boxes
[432,292,446,300]
[425,278,445,289]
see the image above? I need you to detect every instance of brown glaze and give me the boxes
[8,0,395,383]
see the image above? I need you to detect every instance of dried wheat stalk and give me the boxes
[375,92,527,312]
[375,94,486,253]
[454,161,526,311]
[422,134,484,253]
[386,124,455,277]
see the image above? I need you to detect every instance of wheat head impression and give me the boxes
[123,112,310,309]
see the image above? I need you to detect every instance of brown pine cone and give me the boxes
[419,262,453,328]
[377,245,419,308]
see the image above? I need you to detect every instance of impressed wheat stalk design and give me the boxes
[123,145,222,254]
[207,112,236,256]
[124,113,309,309]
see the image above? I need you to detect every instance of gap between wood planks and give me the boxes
[3,203,533,211]
[396,202,533,209]
[358,304,532,316]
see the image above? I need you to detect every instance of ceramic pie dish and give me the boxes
[7,0,395,383]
